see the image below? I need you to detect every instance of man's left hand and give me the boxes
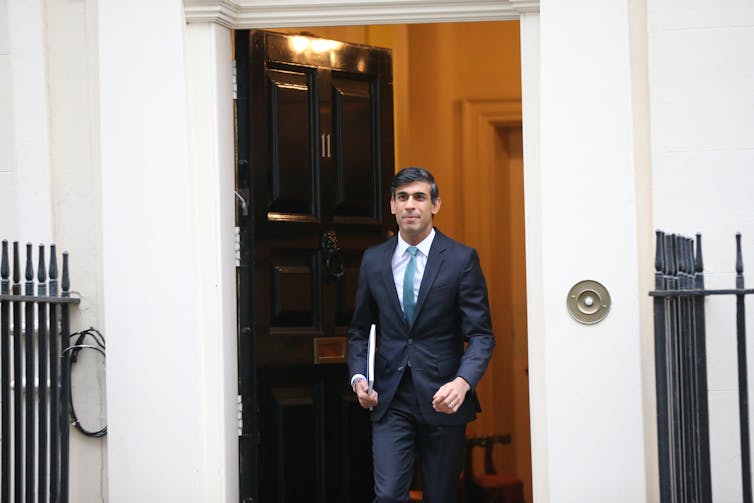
[432,377,471,414]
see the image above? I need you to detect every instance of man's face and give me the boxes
[390,180,441,245]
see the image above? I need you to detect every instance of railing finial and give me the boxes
[38,244,47,296]
[695,233,704,273]
[736,233,743,275]
[25,242,34,295]
[1,240,8,294]
[49,244,58,297]
[62,251,70,297]
[669,234,678,276]
[12,241,20,286]
[686,238,695,276]
[655,230,665,273]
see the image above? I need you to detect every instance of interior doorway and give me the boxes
[247,20,532,502]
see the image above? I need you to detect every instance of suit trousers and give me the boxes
[372,368,466,503]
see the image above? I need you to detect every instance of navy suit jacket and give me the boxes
[347,229,495,425]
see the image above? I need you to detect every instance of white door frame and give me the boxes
[182,0,545,500]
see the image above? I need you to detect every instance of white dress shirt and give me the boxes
[392,228,435,311]
[351,228,436,388]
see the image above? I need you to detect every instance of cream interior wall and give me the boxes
[648,1,754,501]
[403,21,530,500]
[405,22,522,237]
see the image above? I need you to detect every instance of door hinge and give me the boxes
[232,59,238,99]
[237,394,243,437]
[234,226,241,267]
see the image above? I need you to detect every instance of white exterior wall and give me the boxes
[648,1,754,501]
[7,0,754,501]
[537,0,648,501]
[97,1,209,501]
[44,0,109,499]
[0,0,18,240]
[2,1,108,501]
[2,0,52,242]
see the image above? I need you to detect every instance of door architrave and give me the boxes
[181,2,545,501]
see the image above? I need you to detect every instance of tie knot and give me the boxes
[407,246,418,257]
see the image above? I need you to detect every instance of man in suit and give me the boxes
[348,167,495,503]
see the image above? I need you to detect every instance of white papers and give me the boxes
[367,324,376,394]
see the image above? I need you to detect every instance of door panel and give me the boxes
[331,74,378,222]
[266,65,319,219]
[236,29,394,503]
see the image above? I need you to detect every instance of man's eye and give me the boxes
[398,194,408,201]
[415,195,426,201]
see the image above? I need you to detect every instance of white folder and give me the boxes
[367,324,376,394]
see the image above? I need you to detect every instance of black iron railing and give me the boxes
[1,240,79,503]
[651,230,754,503]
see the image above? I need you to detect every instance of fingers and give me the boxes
[358,390,378,409]
[434,395,462,414]
[432,381,466,414]
[355,382,378,409]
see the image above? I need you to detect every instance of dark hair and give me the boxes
[390,167,439,203]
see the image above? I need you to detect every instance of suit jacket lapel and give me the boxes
[380,237,406,325]
[412,230,447,327]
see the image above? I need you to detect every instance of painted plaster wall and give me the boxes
[538,0,647,500]
[647,1,754,500]
[1,1,107,501]
[0,0,18,240]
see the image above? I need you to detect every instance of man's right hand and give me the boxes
[354,379,379,409]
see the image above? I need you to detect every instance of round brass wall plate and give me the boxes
[567,280,611,325]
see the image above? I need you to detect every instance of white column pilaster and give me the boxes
[98,2,203,501]
[537,0,647,500]
[185,21,238,503]
[520,11,548,503]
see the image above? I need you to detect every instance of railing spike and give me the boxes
[736,233,743,275]
[670,234,678,276]
[664,234,673,275]
[38,244,47,296]
[1,240,8,294]
[695,233,704,273]
[62,251,70,297]
[655,230,665,273]
[684,237,693,286]
[678,235,687,275]
[49,244,58,297]
[12,241,20,286]
[25,242,34,295]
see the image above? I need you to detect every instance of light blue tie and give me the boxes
[403,246,418,323]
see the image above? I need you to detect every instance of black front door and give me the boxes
[235,30,394,503]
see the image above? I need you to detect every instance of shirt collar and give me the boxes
[396,228,435,258]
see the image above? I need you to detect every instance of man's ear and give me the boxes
[390,197,397,214]
[431,197,441,215]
